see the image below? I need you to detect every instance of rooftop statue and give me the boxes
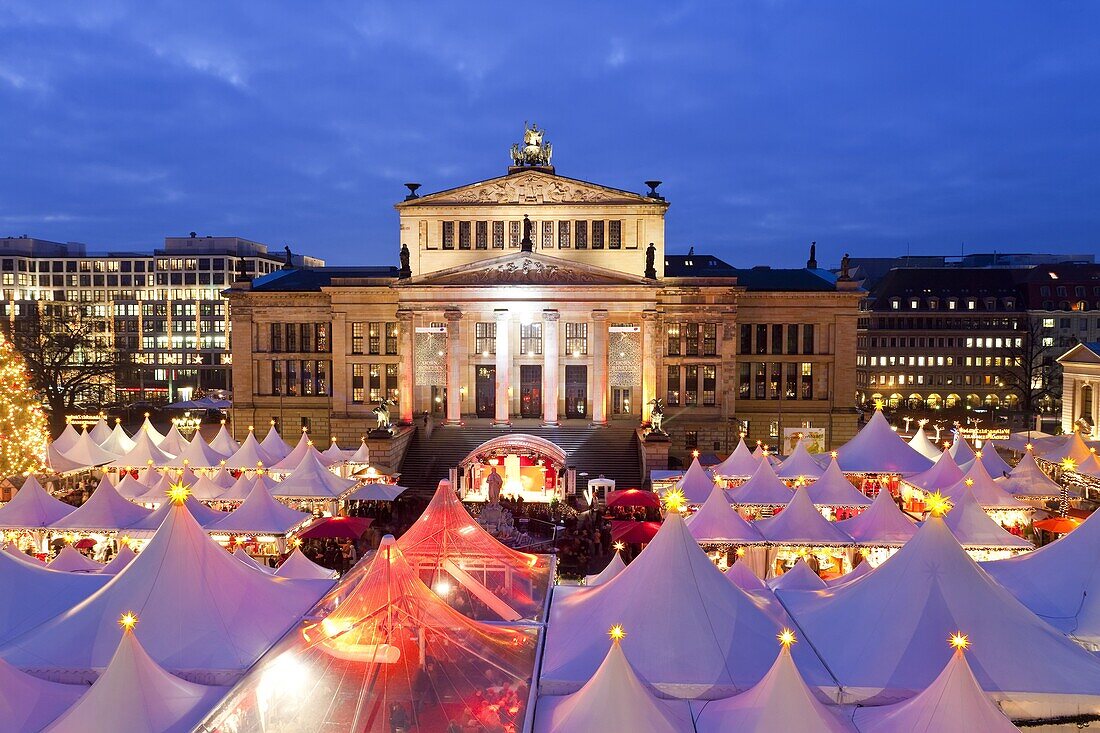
[510,121,553,167]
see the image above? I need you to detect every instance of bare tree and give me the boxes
[998,316,1058,428]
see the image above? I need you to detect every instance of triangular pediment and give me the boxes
[397,170,656,207]
[1059,341,1100,365]
[402,251,651,287]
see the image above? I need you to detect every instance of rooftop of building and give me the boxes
[664,253,840,291]
[867,267,1027,311]
[247,266,400,291]
[0,234,324,266]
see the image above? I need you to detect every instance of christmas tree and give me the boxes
[0,329,49,478]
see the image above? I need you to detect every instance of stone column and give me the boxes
[542,310,560,425]
[330,312,348,417]
[641,309,659,425]
[445,309,463,424]
[397,310,414,425]
[494,309,511,425]
[591,309,609,426]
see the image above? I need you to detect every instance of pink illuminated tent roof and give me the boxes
[712,437,763,479]
[755,488,854,547]
[98,544,136,576]
[776,440,827,480]
[157,424,190,457]
[107,430,174,469]
[128,494,229,536]
[804,458,872,508]
[726,460,794,507]
[186,472,226,501]
[114,473,152,500]
[835,409,933,475]
[58,430,118,470]
[233,547,274,574]
[584,550,627,586]
[824,559,873,587]
[940,460,1028,510]
[835,489,917,547]
[947,432,977,464]
[274,547,336,580]
[50,476,153,532]
[999,449,1068,498]
[99,421,136,456]
[0,476,75,528]
[768,558,827,592]
[903,451,964,493]
[218,473,256,503]
[0,544,109,645]
[165,431,227,469]
[259,424,290,461]
[320,437,353,465]
[668,456,718,504]
[52,423,81,455]
[686,486,766,545]
[907,425,942,460]
[725,561,769,594]
[271,431,313,471]
[270,449,357,499]
[223,428,275,470]
[0,656,82,732]
[1037,431,1093,465]
[959,447,1014,479]
[211,480,313,536]
[941,489,1032,550]
[47,546,103,573]
[136,415,166,445]
[207,423,239,457]
[88,417,112,444]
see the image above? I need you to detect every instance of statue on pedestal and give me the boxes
[370,398,396,436]
[486,466,503,505]
[398,243,411,279]
[647,398,666,435]
[645,242,657,280]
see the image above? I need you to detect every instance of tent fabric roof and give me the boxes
[157,425,191,457]
[51,476,153,532]
[40,629,226,733]
[2,503,331,679]
[98,544,137,575]
[186,472,227,501]
[0,546,109,646]
[52,423,81,455]
[165,432,227,469]
[941,460,1028,510]
[535,640,694,733]
[107,430,174,468]
[218,473,256,503]
[211,481,313,535]
[776,440,827,480]
[941,490,1032,549]
[133,472,179,506]
[670,456,717,504]
[805,460,873,508]
[88,418,112,444]
[115,473,153,500]
[825,560,873,588]
[0,655,83,732]
[137,417,166,446]
[348,439,370,463]
[273,547,336,580]
[907,426,942,460]
[320,439,352,465]
[983,503,1100,646]
[999,450,1068,498]
[207,424,239,457]
[98,422,135,456]
[777,516,1100,709]
[693,644,854,733]
[726,460,794,507]
[725,562,769,594]
[711,438,762,478]
[947,433,977,464]
[259,425,290,460]
[271,432,313,471]
[210,465,236,489]
[47,546,104,573]
[345,482,407,501]
[0,476,75,528]
[959,448,1014,479]
[128,495,229,535]
[585,551,627,586]
[233,547,274,574]
[541,512,835,696]
[686,487,766,544]
[835,410,933,475]
[222,430,275,470]
[836,489,917,547]
[1037,431,1093,465]
[269,449,357,499]
[852,648,1019,733]
[59,431,119,469]
[197,535,539,732]
[755,489,855,547]
[768,559,827,592]
[903,451,964,493]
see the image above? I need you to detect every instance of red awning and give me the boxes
[1034,516,1081,535]
[606,489,662,509]
[298,516,374,540]
[611,520,661,544]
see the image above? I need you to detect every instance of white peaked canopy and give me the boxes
[165,432,226,469]
[907,425,942,460]
[999,450,1067,498]
[272,431,312,471]
[903,451,964,493]
[806,459,873,508]
[128,495,229,535]
[687,487,766,544]
[669,456,718,504]
[345,482,407,501]
[60,430,119,469]
[210,465,235,489]
[320,438,351,466]
[2,501,332,679]
[187,472,226,501]
[836,489,917,547]
[115,473,152,500]
[713,438,763,479]
[157,425,190,456]
[0,655,82,732]
[137,415,166,445]
[941,460,1028,510]
[947,433,976,464]
[108,430,174,468]
[769,559,827,592]
[726,562,769,594]
[259,424,290,460]
[777,440,827,480]
[1075,452,1100,478]
[233,547,274,574]
[960,448,1014,479]
[777,515,1100,715]
[134,472,178,506]
[99,421,135,456]
[348,438,370,464]
[47,546,104,573]
[0,547,109,645]
[274,547,336,580]
[540,512,835,695]
[726,460,794,507]
[212,481,313,535]
[51,476,153,531]
[53,423,82,454]
[99,544,137,575]
[825,559,873,587]
[835,410,933,475]
[219,473,256,503]
[208,423,239,457]
[755,489,854,547]
[223,429,274,470]
[271,449,357,499]
[41,627,226,733]
[88,417,112,444]
[853,647,1019,733]
[4,542,44,564]
[0,476,75,528]
[1038,430,1093,465]
[694,641,854,733]
[586,551,627,586]
[942,490,1032,550]
[534,638,694,733]
[983,505,1100,646]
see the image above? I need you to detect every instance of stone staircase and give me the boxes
[397,419,643,497]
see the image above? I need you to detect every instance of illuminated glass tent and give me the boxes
[199,535,540,733]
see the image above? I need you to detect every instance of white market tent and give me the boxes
[52,423,81,455]
[274,547,336,580]
[776,440,827,480]
[271,431,313,471]
[345,482,407,502]
[0,476,75,528]
[2,501,333,682]
[983,504,1100,647]
[259,424,290,461]
[941,489,1032,550]
[209,465,236,489]
[902,451,964,493]
[58,430,119,470]
[754,489,854,547]
[207,424,240,457]
[584,551,627,586]
[777,514,1100,719]
[51,476,153,532]
[668,456,718,505]
[320,438,352,466]
[164,432,227,470]
[115,473,153,500]
[0,547,110,645]
[136,416,166,446]
[959,447,1014,479]
[47,546,104,573]
[128,495,229,535]
[534,637,694,733]
[211,481,313,535]
[348,439,370,464]
[1037,431,1093,466]
[693,640,854,733]
[907,425,942,461]
[835,489,917,547]
[992,430,1055,453]
[187,472,227,501]
[270,449,357,500]
[725,562,769,594]
[222,429,275,471]
[711,437,762,480]
[87,418,112,444]
[940,460,1029,511]
[98,421,135,456]
[134,472,182,506]
[726,460,794,508]
[0,656,82,732]
[233,547,274,574]
[686,487,766,545]
[107,431,174,469]
[947,433,977,464]
[805,459,873,508]
[98,544,137,575]
[40,626,226,733]
[852,645,1019,733]
[768,559,827,592]
[218,473,256,503]
[157,425,190,457]
[998,449,1068,498]
[540,512,835,697]
[825,559,873,588]
[835,410,933,475]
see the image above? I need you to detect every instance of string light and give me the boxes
[118,611,138,631]
[608,624,626,642]
[949,631,969,650]
[0,331,48,478]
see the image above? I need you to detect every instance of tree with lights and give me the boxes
[0,329,49,478]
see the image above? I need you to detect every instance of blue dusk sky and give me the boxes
[0,2,1097,268]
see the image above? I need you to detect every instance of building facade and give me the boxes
[228,137,863,460]
[1059,342,1100,436]
[0,235,322,405]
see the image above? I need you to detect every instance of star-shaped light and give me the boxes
[691,449,700,459]
[613,541,625,552]
[663,488,686,513]
[830,450,838,459]
[949,631,969,650]
[608,624,626,642]
[925,492,952,518]
[118,611,138,632]
[167,481,191,505]
[1062,457,1078,472]
[777,628,797,647]
[735,547,746,557]
[964,478,975,487]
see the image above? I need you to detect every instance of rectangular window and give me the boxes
[272,361,283,395]
[739,324,752,355]
[565,322,589,355]
[667,365,681,406]
[591,220,605,249]
[702,365,716,406]
[316,323,329,352]
[475,322,496,355]
[351,322,364,354]
[801,362,814,399]
[803,324,815,355]
[386,364,399,402]
[352,363,365,403]
[666,323,681,356]
[756,324,767,355]
[270,323,282,352]
[739,362,751,398]
[684,323,700,356]
[368,322,381,355]
[301,360,314,395]
[684,365,699,405]
[300,323,313,353]
[768,362,781,399]
[608,220,622,249]
[703,323,717,356]
[458,221,471,250]
[385,322,398,355]
[442,221,455,250]
[369,364,382,402]
[520,323,543,355]
[685,431,699,450]
[771,324,783,354]
[574,220,588,249]
[492,221,505,249]
[285,323,297,352]
[475,221,488,249]
[557,221,571,248]
[787,324,799,354]
[508,221,521,248]
[754,363,767,399]
[286,360,298,396]
[785,362,798,399]
[542,220,554,249]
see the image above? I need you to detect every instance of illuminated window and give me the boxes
[542,220,554,249]
[667,365,680,406]
[685,365,699,405]
[508,221,520,248]
[565,322,588,355]
[351,322,364,354]
[520,323,543,355]
[591,220,605,249]
[666,323,681,356]
[475,322,496,354]
[702,365,716,405]
[608,220,622,249]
